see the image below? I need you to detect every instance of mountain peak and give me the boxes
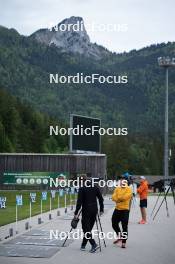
[61,16,83,23]
[56,16,85,32]
[31,16,109,59]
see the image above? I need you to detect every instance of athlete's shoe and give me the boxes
[80,246,86,251]
[113,239,122,244]
[138,219,146,224]
[89,244,100,253]
[121,243,126,248]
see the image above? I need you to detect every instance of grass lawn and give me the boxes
[0,190,77,226]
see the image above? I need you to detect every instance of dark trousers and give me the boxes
[81,211,97,247]
[112,209,129,243]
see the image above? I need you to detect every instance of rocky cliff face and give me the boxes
[31,16,109,59]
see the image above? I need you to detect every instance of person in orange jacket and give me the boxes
[112,178,132,248]
[137,176,148,224]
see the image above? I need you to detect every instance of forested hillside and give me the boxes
[0,26,175,134]
[0,89,67,153]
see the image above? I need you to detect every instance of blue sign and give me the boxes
[65,188,69,194]
[71,187,75,194]
[16,195,23,206]
[51,190,56,198]
[30,193,36,203]
[59,189,64,197]
[41,192,47,201]
[0,197,6,209]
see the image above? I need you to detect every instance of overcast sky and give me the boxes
[0,0,174,52]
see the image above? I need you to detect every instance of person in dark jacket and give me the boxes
[74,176,104,253]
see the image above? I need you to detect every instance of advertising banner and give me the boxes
[2,172,69,186]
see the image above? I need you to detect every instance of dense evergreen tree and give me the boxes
[0,89,68,153]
